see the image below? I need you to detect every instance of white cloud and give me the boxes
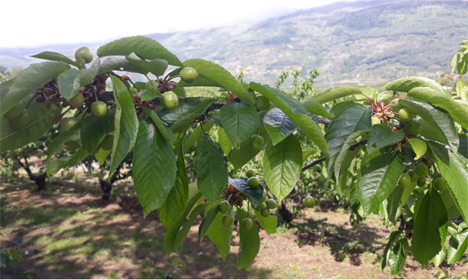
[1,0,354,48]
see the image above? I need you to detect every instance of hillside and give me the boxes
[1,0,466,87]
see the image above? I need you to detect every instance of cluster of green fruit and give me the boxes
[398,162,447,191]
[3,101,30,129]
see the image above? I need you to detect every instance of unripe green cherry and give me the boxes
[417,177,426,187]
[398,173,412,187]
[254,95,270,110]
[246,169,256,178]
[75,46,93,63]
[180,67,199,83]
[91,101,107,117]
[415,163,429,177]
[247,177,260,188]
[65,140,80,152]
[250,134,264,149]
[60,117,78,133]
[99,134,114,151]
[130,87,138,94]
[408,170,419,182]
[4,102,25,119]
[433,177,448,191]
[161,91,179,109]
[260,207,270,217]
[69,93,85,109]
[371,116,381,125]
[9,111,31,129]
[406,121,421,136]
[219,200,230,214]
[398,108,414,123]
[241,217,253,230]
[265,199,277,209]
[222,214,234,227]
[303,196,316,208]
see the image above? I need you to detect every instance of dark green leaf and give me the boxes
[399,98,459,152]
[367,124,404,154]
[383,77,446,94]
[143,108,174,148]
[302,99,334,118]
[57,60,101,100]
[412,189,448,265]
[459,134,468,159]
[220,102,259,149]
[173,204,206,251]
[158,151,189,229]
[181,122,214,153]
[228,177,264,208]
[334,130,369,182]
[311,86,363,104]
[387,186,404,225]
[139,89,160,101]
[237,208,260,269]
[31,51,77,66]
[183,59,254,105]
[381,230,402,272]
[250,83,329,157]
[263,135,302,202]
[109,76,139,173]
[1,62,70,115]
[253,207,277,235]
[388,239,409,275]
[357,155,405,216]
[326,103,372,158]
[206,203,234,260]
[194,135,228,202]
[164,192,202,255]
[457,54,468,75]
[158,97,216,132]
[79,111,114,153]
[199,204,220,242]
[97,36,183,67]
[126,52,168,76]
[263,108,298,146]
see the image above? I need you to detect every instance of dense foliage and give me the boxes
[0,36,467,273]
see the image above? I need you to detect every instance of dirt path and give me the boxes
[0,177,466,279]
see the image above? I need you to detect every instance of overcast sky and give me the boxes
[2,0,357,48]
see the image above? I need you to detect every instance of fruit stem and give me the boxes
[25,91,40,109]
[384,94,407,107]
[361,93,374,105]
[93,86,99,102]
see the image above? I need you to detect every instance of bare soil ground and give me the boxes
[0,176,466,279]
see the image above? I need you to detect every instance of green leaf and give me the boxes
[126,52,168,76]
[388,239,409,275]
[334,130,369,182]
[407,87,468,130]
[79,111,115,153]
[181,122,214,153]
[183,59,254,105]
[218,127,232,156]
[401,180,417,206]
[263,108,298,146]
[164,192,202,255]
[367,124,404,154]
[311,86,363,104]
[158,151,189,229]
[220,102,258,149]
[325,103,372,158]
[173,204,206,251]
[230,128,270,170]
[194,134,228,202]
[1,62,70,115]
[302,99,334,118]
[357,155,405,216]
[253,207,277,235]
[381,230,402,272]
[263,135,302,202]
[451,52,461,73]
[95,148,111,165]
[250,83,329,157]
[383,77,446,94]
[447,228,468,264]
[178,73,221,88]
[456,78,468,100]
[142,108,174,148]
[228,177,264,208]
[158,97,216,132]
[97,36,183,67]
[412,189,448,265]
[457,54,468,75]
[399,99,459,152]
[439,190,461,221]
[433,225,448,267]
[407,138,427,160]
[458,134,468,159]
[0,100,61,153]
[199,204,220,242]
[57,60,101,100]
[133,120,177,218]
[435,152,468,221]
[206,203,234,260]
[109,76,139,174]
[237,208,260,269]
[139,88,160,101]
[31,51,77,66]
[387,186,404,225]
